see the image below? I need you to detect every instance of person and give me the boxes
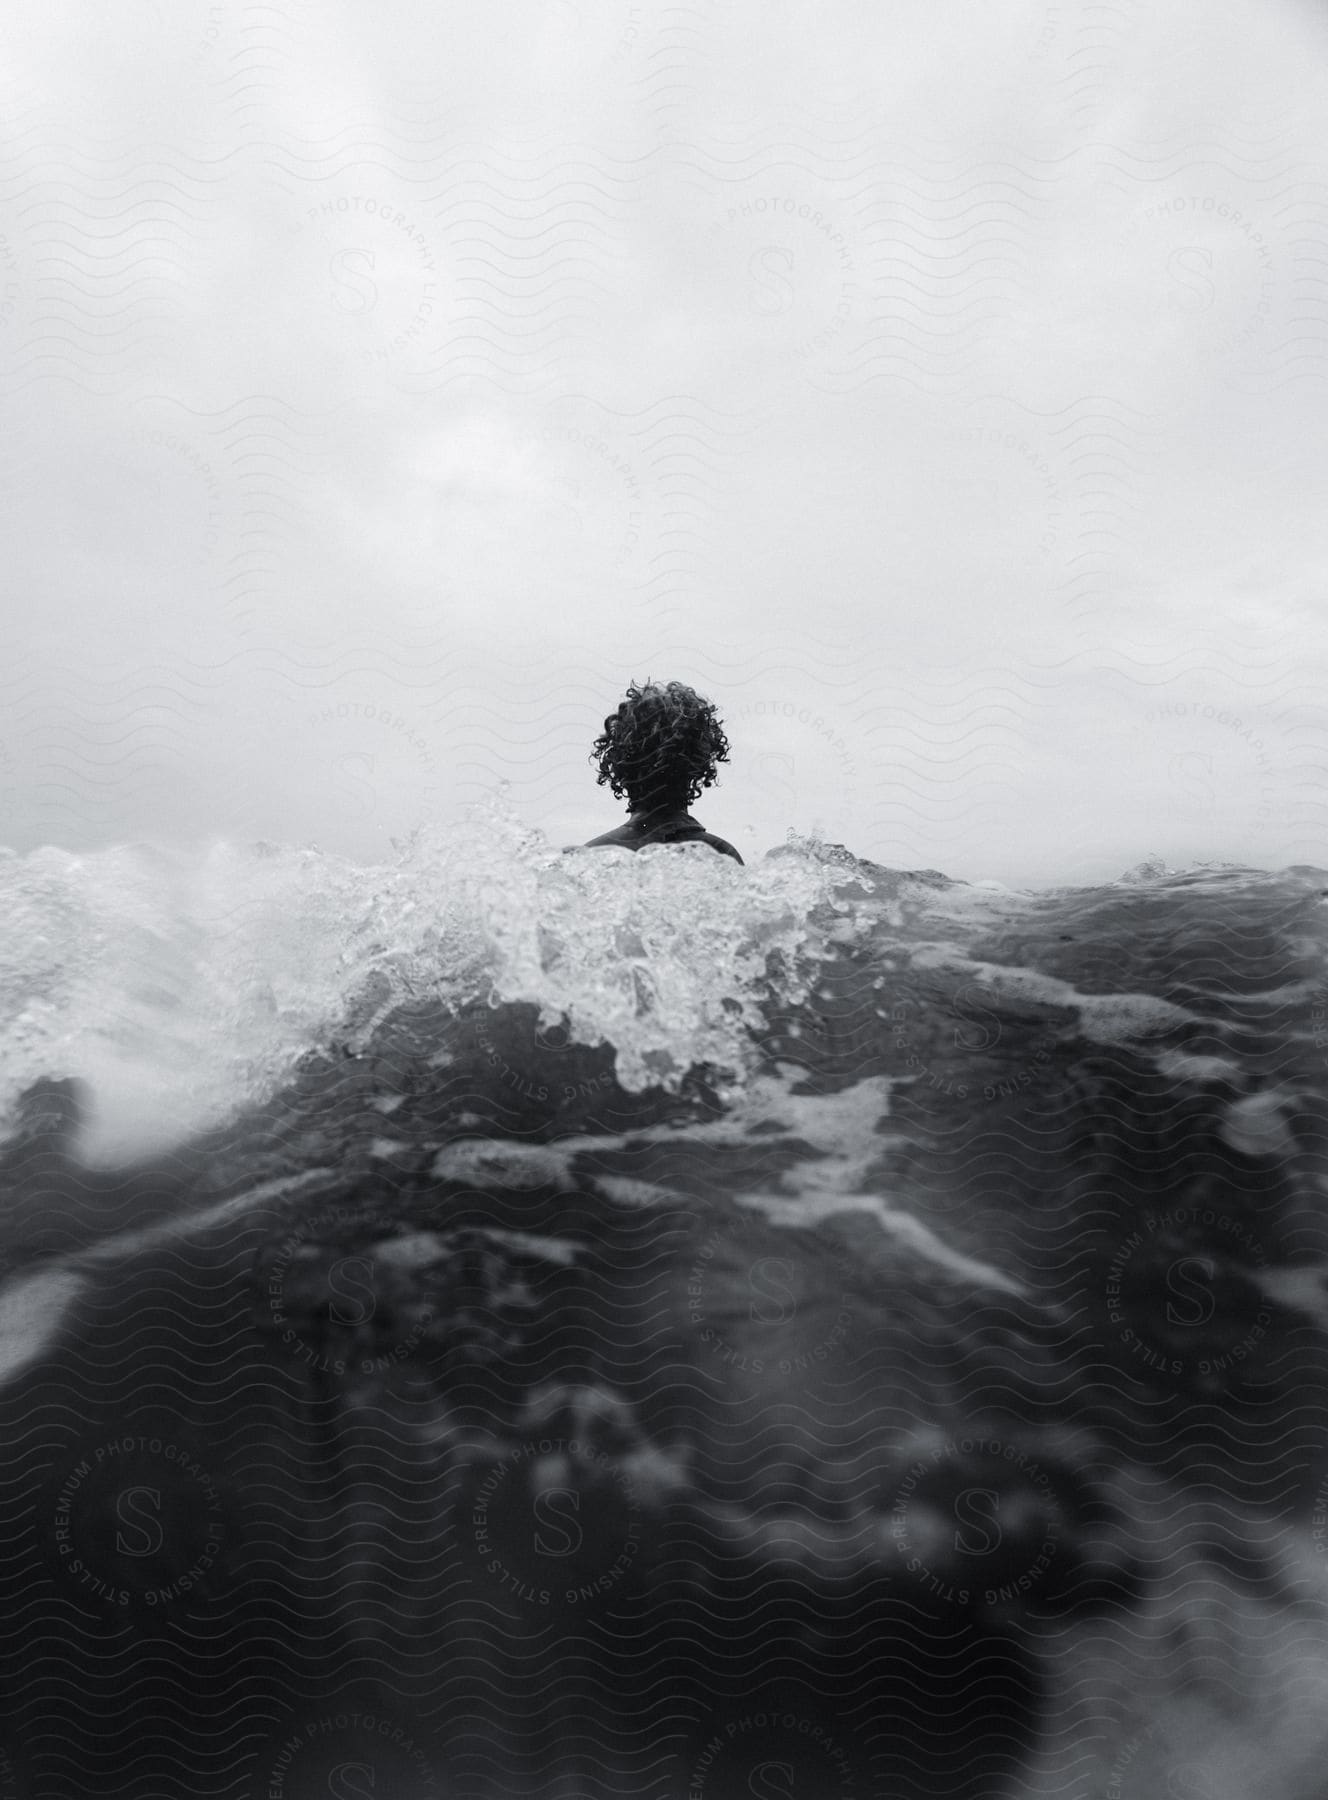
[577,679,744,864]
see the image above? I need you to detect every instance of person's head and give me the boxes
[591,679,731,813]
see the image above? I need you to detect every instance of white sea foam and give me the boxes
[0,803,848,1162]
[733,1187,1029,1297]
[0,819,1319,1170]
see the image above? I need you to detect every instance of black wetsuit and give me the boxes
[580,809,744,864]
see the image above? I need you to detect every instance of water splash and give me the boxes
[4,803,1320,1166]
[0,803,853,1161]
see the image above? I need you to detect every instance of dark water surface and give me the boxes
[1,844,1327,1797]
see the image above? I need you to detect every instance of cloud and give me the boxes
[3,0,1328,880]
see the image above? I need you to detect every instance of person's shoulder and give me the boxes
[700,833,744,865]
[579,825,637,849]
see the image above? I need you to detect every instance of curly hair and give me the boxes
[591,680,731,810]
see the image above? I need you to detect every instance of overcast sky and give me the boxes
[3,0,1328,884]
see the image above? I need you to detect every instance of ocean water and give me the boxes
[1,809,1327,1798]
[0,802,847,1164]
